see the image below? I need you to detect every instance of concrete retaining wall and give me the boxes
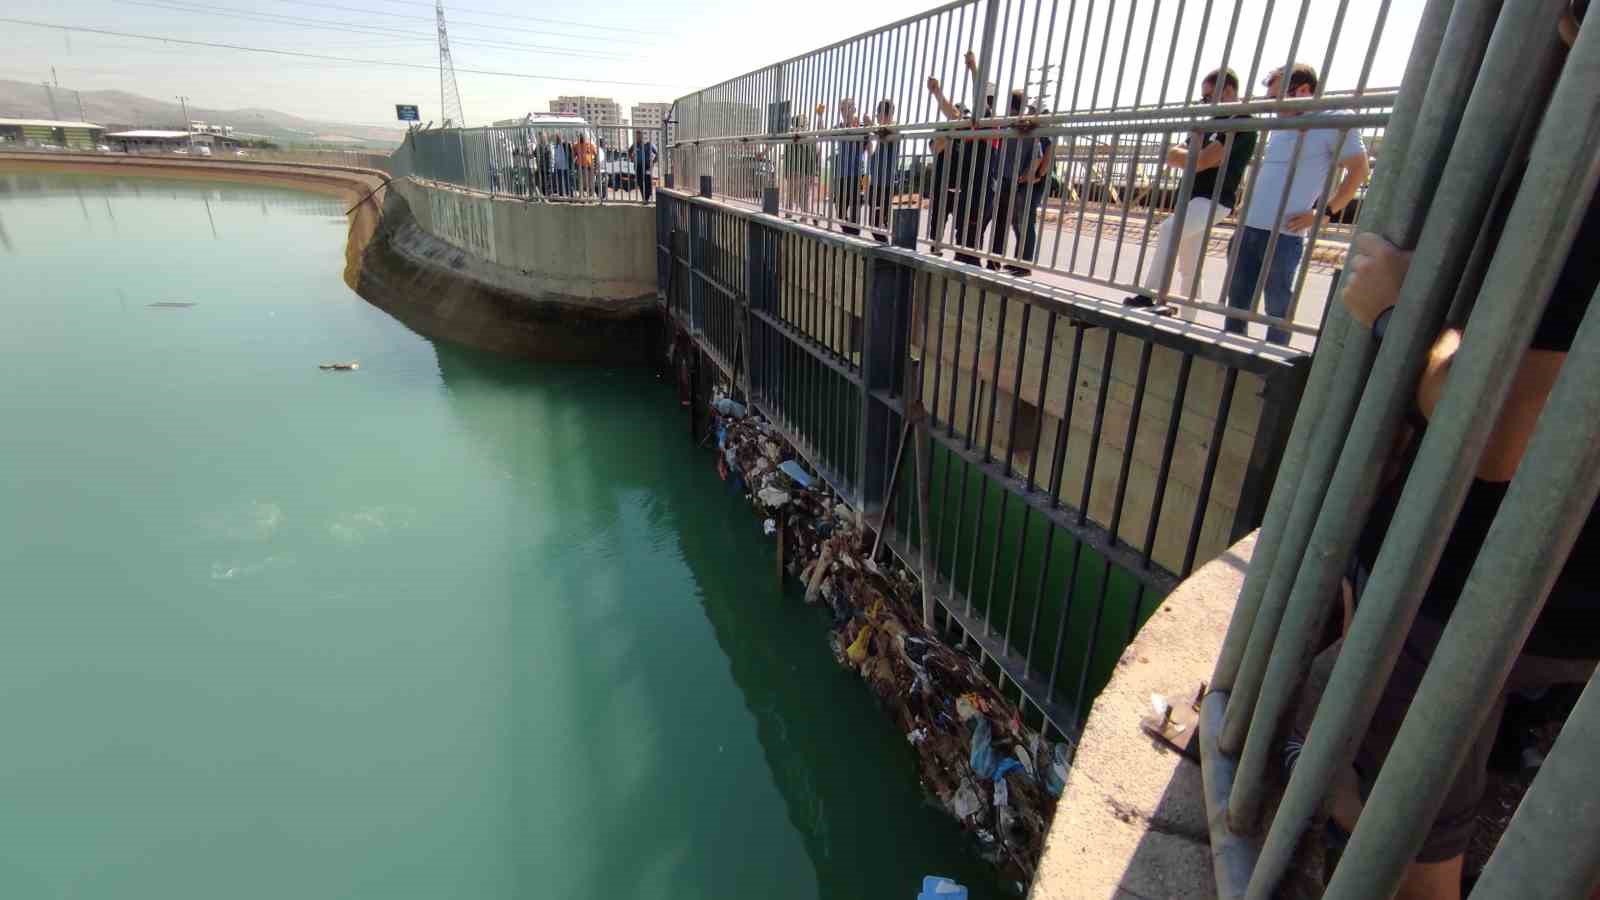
[391,177,657,311]
[352,179,659,364]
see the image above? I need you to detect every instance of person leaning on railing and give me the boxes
[1123,67,1257,310]
[575,133,599,199]
[1226,63,1370,345]
[989,90,1045,277]
[926,103,966,247]
[927,50,999,266]
[867,99,899,243]
[629,130,657,203]
[782,112,819,222]
[826,98,866,235]
[1289,8,1595,899]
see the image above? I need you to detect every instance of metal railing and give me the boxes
[670,0,1405,348]
[660,178,1308,740]
[1202,0,1600,897]
[403,124,664,203]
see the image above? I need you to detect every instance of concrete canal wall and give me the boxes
[357,178,658,364]
[0,153,660,365]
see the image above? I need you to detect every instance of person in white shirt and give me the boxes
[1227,63,1370,344]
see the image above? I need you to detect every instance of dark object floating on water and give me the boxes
[319,361,360,371]
[148,301,197,309]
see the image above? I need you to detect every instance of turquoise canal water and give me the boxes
[0,171,1005,899]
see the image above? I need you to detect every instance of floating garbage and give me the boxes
[918,876,968,899]
[701,388,1059,883]
[778,459,815,488]
[319,361,360,371]
[147,301,196,309]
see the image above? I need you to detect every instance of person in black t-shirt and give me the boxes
[1290,9,1594,896]
[927,51,999,266]
[1124,68,1258,310]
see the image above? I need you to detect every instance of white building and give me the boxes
[629,102,671,131]
[548,96,621,126]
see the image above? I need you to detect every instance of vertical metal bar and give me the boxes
[1205,0,1453,697]
[1226,0,1558,822]
[1256,12,1600,891]
[1076,331,1117,524]
[1107,339,1153,542]
[1073,557,1115,708]
[1184,366,1236,576]
[1470,674,1600,900]
[1142,353,1193,567]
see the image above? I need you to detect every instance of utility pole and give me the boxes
[1028,64,1059,109]
[41,82,59,119]
[176,95,192,150]
[75,90,87,122]
[51,66,59,88]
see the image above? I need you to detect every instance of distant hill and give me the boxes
[0,80,405,149]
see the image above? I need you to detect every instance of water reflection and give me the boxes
[432,343,1002,898]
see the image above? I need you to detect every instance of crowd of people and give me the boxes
[756,51,1373,345]
[494,128,658,202]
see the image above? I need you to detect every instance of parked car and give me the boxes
[601,149,637,192]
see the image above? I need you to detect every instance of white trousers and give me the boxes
[1141,197,1230,301]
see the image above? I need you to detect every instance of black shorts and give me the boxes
[1296,610,1595,862]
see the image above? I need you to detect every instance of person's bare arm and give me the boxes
[926,77,962,120]
[1327,151,1371,216]
[1345,234,1567,482]
[1165,134,1226,171]
[1288,152,1370,232]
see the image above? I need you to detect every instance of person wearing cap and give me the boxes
[1226,62,1369,344]
[927,50,999,266]
[1124,68,1256,310]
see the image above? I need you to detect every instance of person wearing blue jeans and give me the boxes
[1225,62,1369,345]
[1227,227,1305,345]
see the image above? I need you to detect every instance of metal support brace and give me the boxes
[858,209,919,521]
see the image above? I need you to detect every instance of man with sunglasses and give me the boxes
[1124,68,1257,312]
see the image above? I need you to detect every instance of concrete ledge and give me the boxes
[350,187,658,364]
[1030,533,1254,900]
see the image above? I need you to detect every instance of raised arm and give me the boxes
[926,76,963,120]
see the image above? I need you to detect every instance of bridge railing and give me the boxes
[670,0,1404,348]
[659,177,1309,739]
[1199,0,1600,897]
[402,124,664,203]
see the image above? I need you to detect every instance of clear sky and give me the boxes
[0,0,1425,128]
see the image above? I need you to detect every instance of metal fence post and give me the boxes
[859,208,919,519]
[740,187,780,400]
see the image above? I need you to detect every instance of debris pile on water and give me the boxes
[707,388,1068,884]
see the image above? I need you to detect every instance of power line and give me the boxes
[0,17,689,89]
[109,0,637,59]
[333,0,661,36]
[259,0,654,45]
